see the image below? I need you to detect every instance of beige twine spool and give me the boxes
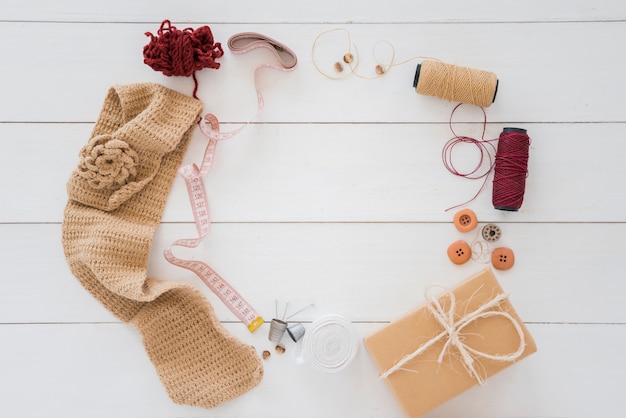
[415,59,498,107]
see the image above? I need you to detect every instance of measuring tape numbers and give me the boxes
[164,33,297,332]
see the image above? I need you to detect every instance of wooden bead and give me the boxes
[343,53,354,63]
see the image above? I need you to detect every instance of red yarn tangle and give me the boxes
[143,20,224,99]
[442,104,498,211]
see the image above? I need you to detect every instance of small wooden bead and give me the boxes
[375,65,385,75]
[343,53,354,64]
[334,62,344,72]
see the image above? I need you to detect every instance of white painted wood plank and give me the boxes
[1,3,624,418]
[0,322,622,417]
[1,22,625,123]
[1,222,622,324]
[2,0,625,23]
[1,122,623,223]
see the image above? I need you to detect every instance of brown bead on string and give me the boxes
[413,59,499,107]
[143,19,224,99]
[312,28,418,80]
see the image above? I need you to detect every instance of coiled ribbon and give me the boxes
[379,285,526,383]
[164,33,297,332]
[302,314,360,373]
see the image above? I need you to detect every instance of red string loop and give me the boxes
[442,104,498,211]
[143,20,224,98]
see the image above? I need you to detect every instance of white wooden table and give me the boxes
[1,2,625,417]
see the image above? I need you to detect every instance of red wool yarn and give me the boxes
[492,128,531,211]
[143,19,224,98]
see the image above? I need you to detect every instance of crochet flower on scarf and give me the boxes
[77,134,139,190]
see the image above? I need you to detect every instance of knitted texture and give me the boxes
[61,83,263,408]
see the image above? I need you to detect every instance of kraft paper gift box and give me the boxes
[363,267,537,418]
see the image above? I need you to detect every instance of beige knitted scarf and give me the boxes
[61,83,263,408]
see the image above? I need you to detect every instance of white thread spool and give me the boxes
[302,314,359,373]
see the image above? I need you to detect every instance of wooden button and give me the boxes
[447,240,472,265]
[482,224,501,242]
[491,247,515,270]
[453,208,478,233]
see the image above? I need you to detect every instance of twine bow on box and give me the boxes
[379,285,527,384]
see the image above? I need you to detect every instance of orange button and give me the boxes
[447,240,472,265]
[453,208,478,233]
[491,247,515,270]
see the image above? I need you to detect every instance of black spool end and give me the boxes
[502,127,527,134]
[413,63,421,88]
[492,79,499,103]
[494,205,520,212]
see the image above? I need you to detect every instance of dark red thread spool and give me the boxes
[492,127,531,211]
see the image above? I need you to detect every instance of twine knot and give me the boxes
[379,285,526,384]
[77,134,139,191]
[143,19,224,98]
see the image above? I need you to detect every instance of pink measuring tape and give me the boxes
[164,33,298,332]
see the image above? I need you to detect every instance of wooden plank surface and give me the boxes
[1,122,625,223]
[0,2,623,417]
[1,21,626,123]
[0,323,623,418]
[3,1,626,23]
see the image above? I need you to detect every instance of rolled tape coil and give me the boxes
[302,314,359,373]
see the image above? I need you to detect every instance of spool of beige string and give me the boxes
[413,59,499,107]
